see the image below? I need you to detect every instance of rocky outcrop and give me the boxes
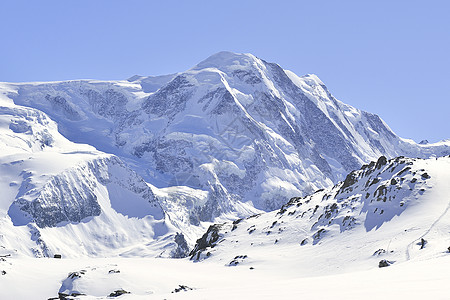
[8,155,163,228]
[189,224,225,261]
[171,232,190,258]
[189,155,440,260]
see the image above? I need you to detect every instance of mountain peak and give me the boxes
[192,51,259,71]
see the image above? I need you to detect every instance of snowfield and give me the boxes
[1,255,450,299]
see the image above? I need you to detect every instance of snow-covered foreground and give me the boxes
[1,255,449,299]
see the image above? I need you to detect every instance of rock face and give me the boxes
[189,224,224,261]
[8,155,162,228]
[6,52,450,225]
[171,232,190,258]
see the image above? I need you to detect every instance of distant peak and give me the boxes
[193,51,259,70]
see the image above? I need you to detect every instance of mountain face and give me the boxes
[5,52,449,227]
[189,155,450,274]
[0,52,449,258]
[0,85,185,258]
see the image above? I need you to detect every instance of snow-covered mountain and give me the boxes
[189,155,450,275]
[0,51,449,260]
[3,52,449,227]
[1,52,450,299]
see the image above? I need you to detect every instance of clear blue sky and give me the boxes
[1,0,448,142]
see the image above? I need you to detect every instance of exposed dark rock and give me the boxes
[421,173,431,179]
[108,269,120,274]
[57,292,86,299]
[312,229,326,244]
[67,271,84,279]
[378,259,392,268]
[108,289,130,297]
[54,254,62,259]
[232,218,242,231]
[367,177,380,188]
[340,171,358,192]
[228,255,248,266]
[419,238,427,249]
[171,285,194,293]
[373,249,386,256]
[375,156,388,169]
[189,224,224,260]
[397,167,411,176]
[171,232,190,258]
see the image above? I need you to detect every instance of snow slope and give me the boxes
[190,155,450,275]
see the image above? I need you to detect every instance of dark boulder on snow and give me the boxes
[378,259,392,268]
[373,249,386,256]
[228,255,248,266]
[171,285,194,293]
[421,173,431,179]
[57,292,85,299]
[419,238,427,249]
[108,289,130,297]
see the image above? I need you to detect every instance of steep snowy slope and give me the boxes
[190,155,450,275]
[2,155,449,299]
[2,52,450,224]
[0,84,188,258]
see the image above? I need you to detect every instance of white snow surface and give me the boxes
[1,255,450,299]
